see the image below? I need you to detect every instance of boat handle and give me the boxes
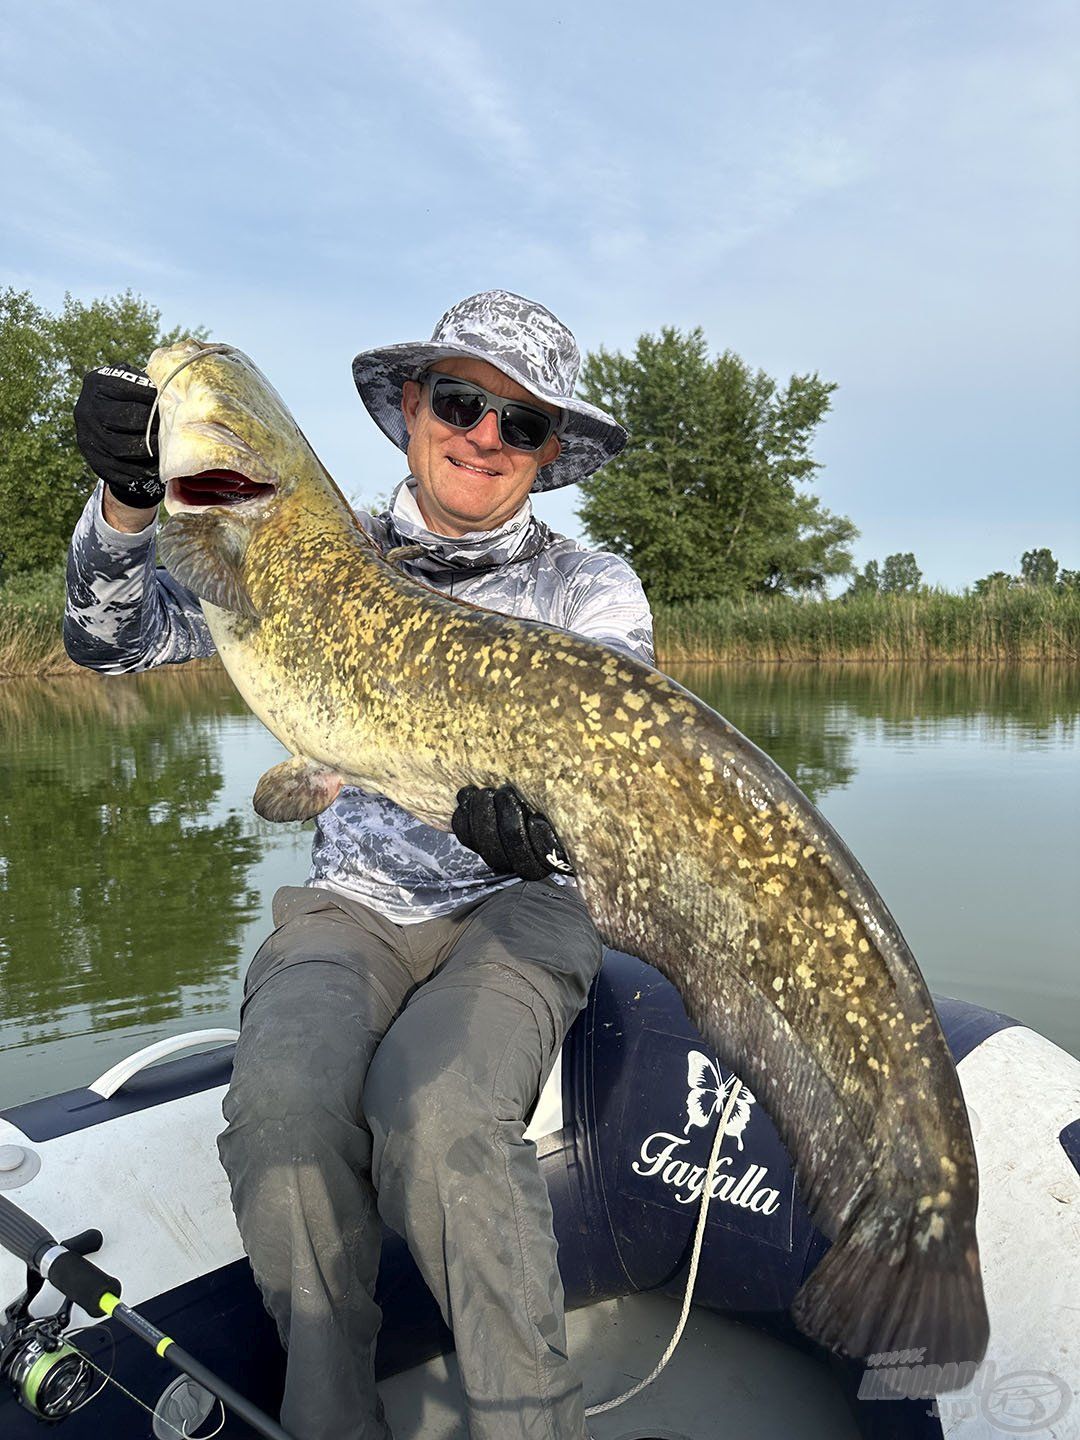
[88,1030,240,1099]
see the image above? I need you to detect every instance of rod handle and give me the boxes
[0,1191,54,1267]
[62,1228,104,1257]
[47,1250,122,1317]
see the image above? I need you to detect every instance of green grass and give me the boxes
[654,588,1080,663]
[0,567,72,676]
[3,567,1078,676]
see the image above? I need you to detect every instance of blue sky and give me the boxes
[3,0,1077,589]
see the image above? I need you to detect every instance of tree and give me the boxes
[845,559,881,597]
[844,553,922,598]
[575,327,855,604]
[0,289,203,579]
[973,571,1015,595]
[1019,547,1058,589]
[880,552,922,593]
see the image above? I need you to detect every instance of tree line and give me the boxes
[1,288,1073,605]
[972,548,1079,595]
[843,549,1078,598]
[0,288,202,581]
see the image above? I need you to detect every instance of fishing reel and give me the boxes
[0,1230,103,1422]
[0,1190,290,1439]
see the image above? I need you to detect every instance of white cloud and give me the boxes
[0,91,109,194]
[2,207,188,283]
[1,0,1075,587]
[371,6,540,179]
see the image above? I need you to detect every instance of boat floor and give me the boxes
[378,1294,860,1438]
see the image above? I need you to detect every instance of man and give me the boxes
[66,291,654,1440]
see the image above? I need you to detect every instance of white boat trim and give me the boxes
[87,1030,240,1099]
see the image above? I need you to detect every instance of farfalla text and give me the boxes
[632,1131,782,1213]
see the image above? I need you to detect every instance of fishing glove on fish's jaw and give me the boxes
[73,365,164,509]
[452,784,574,882]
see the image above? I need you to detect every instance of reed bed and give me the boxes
[0,604,73,676]
[654,589,1080,664]
[3,577,1079,677]
[0,567,71,676]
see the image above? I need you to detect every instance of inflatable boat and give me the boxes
[1,951,1077,1439]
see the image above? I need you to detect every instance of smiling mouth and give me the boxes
[447,457,501,477]
[170,471,276,507]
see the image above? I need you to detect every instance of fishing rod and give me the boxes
[0,1192,296,1438]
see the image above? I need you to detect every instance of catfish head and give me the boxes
[150,340,359,620]
[153,341,296,514]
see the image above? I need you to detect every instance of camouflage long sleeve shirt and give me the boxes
[65,478,655,922]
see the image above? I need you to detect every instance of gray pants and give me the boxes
[217,880,603,1440]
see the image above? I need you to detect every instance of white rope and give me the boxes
[584,1073,744,1418]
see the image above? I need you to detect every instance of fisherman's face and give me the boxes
[401,357,561,536]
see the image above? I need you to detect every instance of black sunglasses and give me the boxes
[423,371,561,453]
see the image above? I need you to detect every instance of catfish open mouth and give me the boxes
[170,470,276,508]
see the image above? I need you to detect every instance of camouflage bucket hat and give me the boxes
[351,290,627,492]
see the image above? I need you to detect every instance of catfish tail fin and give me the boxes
[792,1195,989,1371]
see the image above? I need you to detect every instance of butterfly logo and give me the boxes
[684,1051,755,1149]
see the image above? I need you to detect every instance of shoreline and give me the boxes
[3,590,1079,678]
[5,653,1079,681]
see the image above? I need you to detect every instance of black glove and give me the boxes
[452,784,574,882]
[73,364,164,508]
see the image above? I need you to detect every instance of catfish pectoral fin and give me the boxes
[254,757,343,822]
[157,512,259,619]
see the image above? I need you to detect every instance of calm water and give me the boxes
[0,664,1077,1108]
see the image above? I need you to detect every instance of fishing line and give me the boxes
[70,1341,224,1438]
[145,344,237,456]
[59,1322,114,1414]
[0,1192,294,1438]
[584,1075,744,1419]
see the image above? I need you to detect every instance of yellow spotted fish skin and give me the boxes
[151,341,988,1368]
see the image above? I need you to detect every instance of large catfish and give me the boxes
[151,340,988,1366]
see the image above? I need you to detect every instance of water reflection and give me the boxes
[671,663,1079,1058]
[679,662,1080,743]
[670,665,859,803]
[0,672,263,1075]
[1,662,1077,1109]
